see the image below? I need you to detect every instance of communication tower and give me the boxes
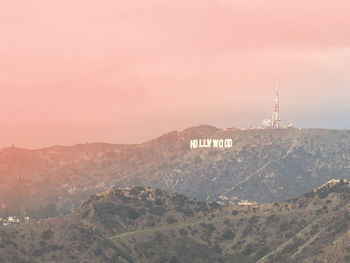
[272,79,281,128]
[261,79,282,129]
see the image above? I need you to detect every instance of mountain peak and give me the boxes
[306,178,350,201]
[182,124,220,136]
[315,179,349,192]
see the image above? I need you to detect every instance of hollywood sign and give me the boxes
[190,139,233,149]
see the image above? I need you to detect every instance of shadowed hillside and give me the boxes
[0,180,350,262]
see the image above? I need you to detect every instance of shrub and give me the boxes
[242,225,253,238]
[155,199,165,206]
[248,215,259,225]
[310,224,319,235]
[169,256,180,263]
[255,247,269,259]
[147,220,156,227]
[32,249,45,257]
[127,208,139,219]
[93,247,103,256]
[281,238,304,254]
[266,214,280,223]
[150,207,167,216]
[242,242,256,256]
[318,190,329,199]
[39,241,47,248]
[279,222,289,232]
[221,230,235,240]
[41,229,54,240]
[232,210,239,216]
[166,216,177,224]
[179,229,188,236]
[182,209,194,217]
[209,202,220,209]
[194,156,202,164]
[199,223,216,240]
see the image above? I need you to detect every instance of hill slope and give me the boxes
[0,180,350,263]
[2,126,350,218]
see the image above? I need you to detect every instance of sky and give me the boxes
[1,0,350,148]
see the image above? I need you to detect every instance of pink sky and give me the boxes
[1,0,350,148]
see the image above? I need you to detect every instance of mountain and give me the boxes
[2,126,350,218]
[1,180,350,262]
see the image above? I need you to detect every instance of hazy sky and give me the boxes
[1,0,350,148]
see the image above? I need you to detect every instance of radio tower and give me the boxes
[272,79,281,128]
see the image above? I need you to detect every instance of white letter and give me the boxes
[213,139,219,148]
[225,139,233,148]
[219,139,224,147]
[199,139,204,148]
[190,140,198,149]
[207,139,212,147]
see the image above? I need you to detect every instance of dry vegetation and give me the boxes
[1,180,349,262]
[2,126,350,222]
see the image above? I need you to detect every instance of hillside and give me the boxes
[2,126,350,218]
[0,180,350,263]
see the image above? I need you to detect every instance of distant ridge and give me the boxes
[1,126,350,220]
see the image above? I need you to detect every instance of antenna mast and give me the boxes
[273,79,281,128]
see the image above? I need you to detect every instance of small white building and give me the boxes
[7,216,19,223]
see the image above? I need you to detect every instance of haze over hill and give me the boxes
[1,125,350,220]
[1,180,350,262]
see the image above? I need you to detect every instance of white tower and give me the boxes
[272,79,281,128]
